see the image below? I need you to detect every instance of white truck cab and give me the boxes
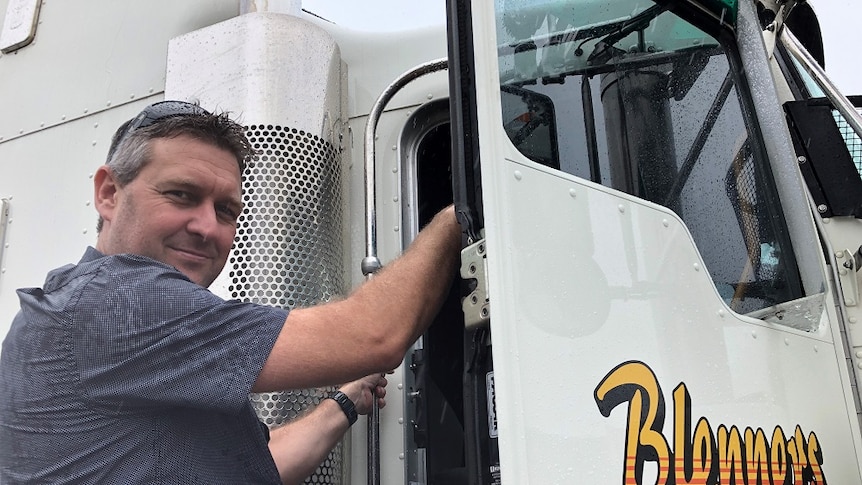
[2,0,861,483]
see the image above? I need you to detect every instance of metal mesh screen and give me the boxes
[725,141,762,290]
[834,109,862,175]
[229,124,346,484]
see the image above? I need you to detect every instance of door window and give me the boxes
[494,0,806,320]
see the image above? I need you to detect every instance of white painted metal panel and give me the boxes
[306,18,448,119]
[466,0,862,482]
[0,0,238,341]
[0,105,146,341]
[0,0,239,144]
[483,157,860,482]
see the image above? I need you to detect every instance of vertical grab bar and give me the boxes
[361,58,448,485]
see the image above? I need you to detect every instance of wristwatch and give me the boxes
[329,390,358,426]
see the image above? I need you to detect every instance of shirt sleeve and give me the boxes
[72,255,288,415]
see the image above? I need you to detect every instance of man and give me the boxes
[0,101,462,484]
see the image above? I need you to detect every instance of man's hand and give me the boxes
[338,373,388,415]
[268,372,391,484]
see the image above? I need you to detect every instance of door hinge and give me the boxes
[0,199,8,263]
[836,247,861,306]
[461,237,489,328]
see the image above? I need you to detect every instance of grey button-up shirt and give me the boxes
[0,247,287,484]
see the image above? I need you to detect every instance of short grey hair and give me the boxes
[96,106,255,232]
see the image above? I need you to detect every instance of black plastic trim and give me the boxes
[785,98,862,218]
[446,0,483,242]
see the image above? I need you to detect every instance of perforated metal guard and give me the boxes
[230,124,346,484]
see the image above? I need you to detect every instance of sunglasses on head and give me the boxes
[107,101,211,161]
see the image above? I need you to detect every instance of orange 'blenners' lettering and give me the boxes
[595,361,826,484]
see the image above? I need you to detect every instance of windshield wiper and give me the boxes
[587,4,669,65]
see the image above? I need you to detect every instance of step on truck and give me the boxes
[1,0,862,483]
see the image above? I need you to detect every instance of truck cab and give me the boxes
[1,0,862,483]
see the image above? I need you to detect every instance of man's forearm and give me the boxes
[255,206,462,391]
[267,399,350,485]
[347,206,462,361]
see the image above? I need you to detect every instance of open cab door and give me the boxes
[448,0,862,482]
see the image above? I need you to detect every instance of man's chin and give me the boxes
[189,272,216,288]
[171,262,211,287]
[167,253,224,287]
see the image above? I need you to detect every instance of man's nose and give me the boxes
[187,204,219,241]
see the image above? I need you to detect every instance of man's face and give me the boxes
[95,135,243,287]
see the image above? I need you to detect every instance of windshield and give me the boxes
[494,0,807,323]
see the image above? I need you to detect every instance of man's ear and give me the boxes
[93,165,119,223]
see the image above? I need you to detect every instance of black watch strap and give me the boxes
[329,391,358,426]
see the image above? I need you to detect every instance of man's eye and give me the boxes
[165,190,191,200]
[217,205,239,220]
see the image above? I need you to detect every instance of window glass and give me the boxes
[788,55,825,97]
[494,0,804,316]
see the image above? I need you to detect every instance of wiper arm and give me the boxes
[587,3,669,65]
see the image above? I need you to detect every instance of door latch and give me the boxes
[461,238,489,328]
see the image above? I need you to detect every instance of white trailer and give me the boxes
[2,0,862,483]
